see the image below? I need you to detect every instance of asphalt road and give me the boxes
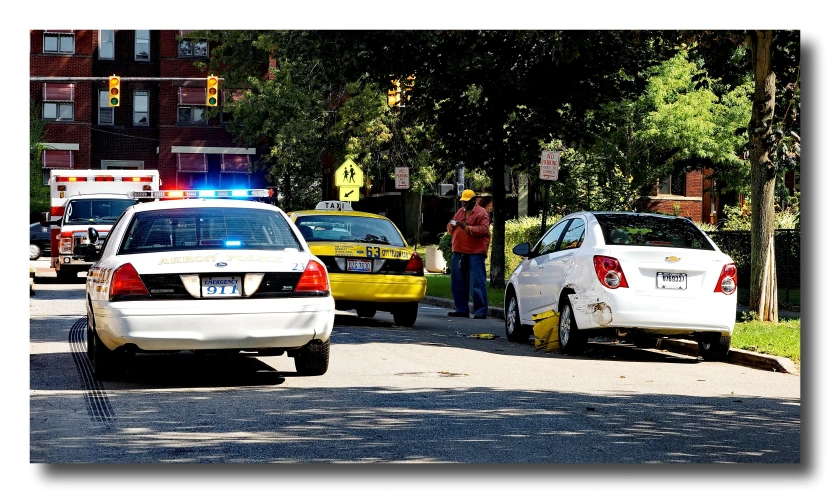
[29,276,800,464]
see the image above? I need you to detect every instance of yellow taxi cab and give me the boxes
[288,201,426,326]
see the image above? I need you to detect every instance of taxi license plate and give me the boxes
[656,272,687,290]
[201,276,242,297]
[347,259,372,272]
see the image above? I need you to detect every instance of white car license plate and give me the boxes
[656,272,687,290]
[347,259,372,273]
[201,276,242,297]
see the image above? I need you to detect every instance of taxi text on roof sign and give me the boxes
[315,201,353,211]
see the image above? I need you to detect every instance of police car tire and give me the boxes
[91,329,118,381]
[294,339,330,376]
[393,302,419,327]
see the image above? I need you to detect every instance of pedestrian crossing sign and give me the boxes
[334,159,364,187]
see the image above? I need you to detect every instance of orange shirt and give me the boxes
[446,205,491,254]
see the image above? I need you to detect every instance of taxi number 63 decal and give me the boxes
[365,247,382,258]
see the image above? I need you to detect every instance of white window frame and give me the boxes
[98,89,114,125]
[101,160,144,170]
[99,30,114,60]
[178,31,208,58]
[43,31,74,54]
[134,91,149,126]
[177,106,207,125]
[135,30,150,61]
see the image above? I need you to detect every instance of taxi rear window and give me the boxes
[295,215,405,246]
[119,207,302,254]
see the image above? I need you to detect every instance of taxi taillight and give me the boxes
[295,260,329,294]
[404,252,424,275]
[109,263,150,300]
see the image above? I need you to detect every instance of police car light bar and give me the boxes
[129,189,273,199]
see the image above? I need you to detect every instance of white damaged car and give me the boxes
[504,212,737,360]
[79,189,335,380]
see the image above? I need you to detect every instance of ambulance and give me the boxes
[40,169,161,281]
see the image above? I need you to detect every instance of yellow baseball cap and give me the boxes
[460,189,475,201]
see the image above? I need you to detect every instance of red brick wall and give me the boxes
[41,124,91,169]
[159,31,213,77]
[645,199,702,219]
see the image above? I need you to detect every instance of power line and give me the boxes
[91,127,160,142]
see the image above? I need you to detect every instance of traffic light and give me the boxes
[387,79,401,107]
[206,75,219,107]
[108,75,120,107]
[403,75,415,103]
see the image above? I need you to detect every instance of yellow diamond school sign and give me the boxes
[334,158,364,201]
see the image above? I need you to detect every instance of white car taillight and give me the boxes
[593,255,629,289]
[109,263,151,300]
[295,260,330,294]
[714,263,738,295]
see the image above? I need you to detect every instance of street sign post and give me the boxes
[539,150,560,181]
[395,167,410,189]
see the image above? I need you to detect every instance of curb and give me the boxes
[422,296,799,375]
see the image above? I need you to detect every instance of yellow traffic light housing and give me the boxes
[206,75,219,107]
[403,75,415,102]
[108,75,120,107]
[387,79,401,107]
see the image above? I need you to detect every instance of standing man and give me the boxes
[446,189,491,319]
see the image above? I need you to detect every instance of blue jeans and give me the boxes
[450,252,488,316]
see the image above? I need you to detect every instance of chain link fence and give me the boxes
[707,229,800,310]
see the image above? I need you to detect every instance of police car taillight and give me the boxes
[109,263,150,300]
[295,260,329,294]
[404,252,424,275]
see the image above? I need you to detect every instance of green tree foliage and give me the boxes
[30,99,49,220]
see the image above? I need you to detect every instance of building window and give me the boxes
[42,149,74,185]
[134,91,149,126]
[220,154,251,188]
[657,174,686,196]
[42,83,74,122]
[99,30,114,60]
[135,30,150,61]
[176,154,208,188]
[43,31,74,54]
[220,89,244,125]
[178,30,208,58]
[98,90,114,125]
[177,87,208,125]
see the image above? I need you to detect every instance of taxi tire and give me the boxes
[294,339,329,376]
[57,269,76,283]
[356,308,376,318]
[392,302,419,327]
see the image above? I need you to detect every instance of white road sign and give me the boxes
[540,150,560,181]
[395,167,410,189]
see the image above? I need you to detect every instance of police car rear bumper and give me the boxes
[92,296,335,352]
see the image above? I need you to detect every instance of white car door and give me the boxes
[534,217,586,315]
[518,219,570,319]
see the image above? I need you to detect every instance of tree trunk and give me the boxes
[402,189,422,246]
[748,30,778,322]
[489,164,506,289]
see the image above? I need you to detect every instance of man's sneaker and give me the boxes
[473,314,487,319]
[448,311,469,318]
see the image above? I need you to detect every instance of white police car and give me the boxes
[80,189,334,380]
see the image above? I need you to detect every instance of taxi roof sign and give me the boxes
[315,200,353,211]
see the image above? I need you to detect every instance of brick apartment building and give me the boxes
[30,30,266,192]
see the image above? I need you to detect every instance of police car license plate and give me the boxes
[656,272,687,290]
[201,276,242,297]
[347,259,372,272]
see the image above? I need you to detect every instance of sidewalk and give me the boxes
[422,295,799,375]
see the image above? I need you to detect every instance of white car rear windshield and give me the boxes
[295,215,405,246]
[595,214,715,251]
[118,207,302,254]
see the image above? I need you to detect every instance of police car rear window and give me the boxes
[295,215,405,246]
[119,208,302,254]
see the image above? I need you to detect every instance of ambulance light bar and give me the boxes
[128,189,273,199]
[56,176,155,182]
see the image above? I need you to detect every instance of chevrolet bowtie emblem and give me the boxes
[665,256,681,263]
